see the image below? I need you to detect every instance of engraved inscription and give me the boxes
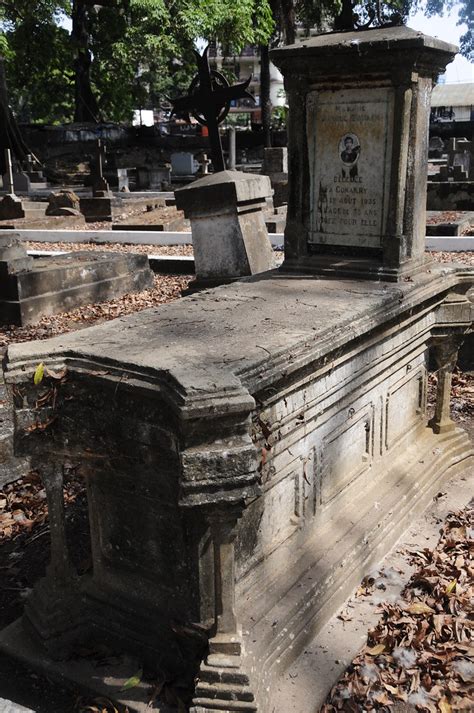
[308,87,394,248]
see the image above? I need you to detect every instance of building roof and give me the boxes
[431,83,474,107]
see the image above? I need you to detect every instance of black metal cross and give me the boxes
[170,46,255,172]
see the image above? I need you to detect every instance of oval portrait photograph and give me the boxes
[339,133,361,166]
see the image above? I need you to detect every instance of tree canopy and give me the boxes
[0,0,471,124]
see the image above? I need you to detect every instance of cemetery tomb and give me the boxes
[0,232,154,326]
[0,25,472,713]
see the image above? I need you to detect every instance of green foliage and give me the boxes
[0,0,471,124]
[0,2,73,122]
[0,0,274,122]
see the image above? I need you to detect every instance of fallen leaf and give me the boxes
[439,698,452,713]
[366,643,386,656]
[445,579,457,595]
[407,602,435,615]
[33,362,45,385]
[119,669,143,692]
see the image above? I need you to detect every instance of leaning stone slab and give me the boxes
[175,170,275,289]
[0,233,154,325]
[0,263,472,712]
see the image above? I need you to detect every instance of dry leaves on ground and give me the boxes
[429,251,474,266]
[321,504,473,712]
[0,470,84,543]
[26,241,194,256]
[428,371,474,422]
[426,212,469,226]
[0,274,191,348]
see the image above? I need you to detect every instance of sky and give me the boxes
[408,3,473,83]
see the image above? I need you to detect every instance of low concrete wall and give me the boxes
[10,230,474,251]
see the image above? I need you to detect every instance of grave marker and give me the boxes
[271,25,458,280]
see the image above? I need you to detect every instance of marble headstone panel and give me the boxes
[308,87,393,249]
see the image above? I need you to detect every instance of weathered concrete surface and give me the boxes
[0,233,154,325]
[1,263,472,712]
[0,699,34,713]
[0,376,30,488]
[272,464,473,713]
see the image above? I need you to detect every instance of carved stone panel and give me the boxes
[307,87,394,249]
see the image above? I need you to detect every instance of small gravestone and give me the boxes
[175,170,275,289]
[262,147,288,208]
[80,140,113,221]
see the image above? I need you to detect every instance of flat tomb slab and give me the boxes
[0,250,153,325]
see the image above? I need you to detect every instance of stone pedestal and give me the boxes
[271,26,457,281]
[175,170,276,289]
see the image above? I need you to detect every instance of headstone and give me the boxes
[117,168,130,192]
[196,152,211,176]
[271,26,457,280]
[261,146,288,207]
[171,152,199,176]
[175,170,276,289]
[0,232,154,325]
[0,193,25,220]
[262,147,288,175]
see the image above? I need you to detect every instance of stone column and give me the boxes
[42,463,76,584]
[23,461,82,657]
[429,336,463,434]
[207,507,242,662]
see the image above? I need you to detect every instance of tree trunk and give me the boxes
[72,0,100,123]
[260,44,272,148]
[334,0,355,31]
[0,57,34,173]
[279,0,296,45]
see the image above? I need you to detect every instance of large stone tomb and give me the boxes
[0,233,153,325]
[0,267,472,712]
[0,26,472,713]
[271,26,457,281]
